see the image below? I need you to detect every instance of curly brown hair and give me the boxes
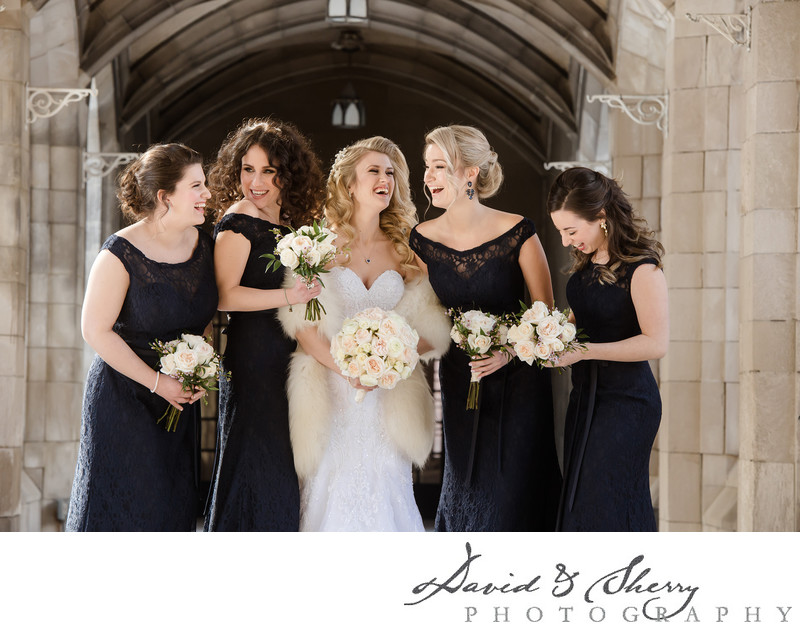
[546,167,664,284]
[117,143,204,222]
[207,118,324,226]
[325,136,419,277]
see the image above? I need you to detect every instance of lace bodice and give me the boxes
[327,266,405,314]
[409,218,535,314]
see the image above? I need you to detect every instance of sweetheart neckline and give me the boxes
[337,266,403,292]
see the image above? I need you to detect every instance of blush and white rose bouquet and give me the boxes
[149,333,229,431]
[448,308,511,410]
[330,307,420,403]
[506,300,584,367]
[261,220,338,321]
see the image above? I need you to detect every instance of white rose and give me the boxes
[508,321,534,343]
[461,310,483,330]
[174,348,199,373]
[398,323,418,347]
[522,301,550,324]
[533,341,552,361]
[514,340,536,366]
[341,318,359,335]
[378,317,398,338]
[291,234,314,255]
[359,374,379,387]
[536,315,562,342]
[181,333,204,347]
[305,247,322,267]
[470,334,492,355]
[160,354,178,376]
[378,370,401,389]
[365,355,386,376]
[560,322,577,343]
[276,233,294,252]
[549,338,565,353]
[450,326,464,345]
[401,346,418,366]
[201,364,217,379]
[193,339,215,364]
[346,361,361,378]
[386,336,405,358]
[341,335,358,355]
[371,336,389,356]
[355,327,373,346]
[279,248,299,269]
[476,314,496,333]
[497,324,509,346]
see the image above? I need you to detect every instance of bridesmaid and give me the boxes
[66,143,218,531]
[546,167,668,531]
[203,118,324,531]
[409,125,562,531]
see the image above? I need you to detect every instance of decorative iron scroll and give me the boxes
[586,94,668,134]
[543,161,612,175]
[686,8,751,51]
[83,152,141,181]
[27,86,97,124]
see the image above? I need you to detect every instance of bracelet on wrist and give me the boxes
[150,371,160,393]
[283,288,293,312]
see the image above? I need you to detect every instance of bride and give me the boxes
[278,136,451,531]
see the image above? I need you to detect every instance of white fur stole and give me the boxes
[277,270,451,480]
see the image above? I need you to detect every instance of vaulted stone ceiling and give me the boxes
[75,0,617,163]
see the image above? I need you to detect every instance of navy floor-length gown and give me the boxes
[204,213,300,531]
[66,228,218,531]
[558,258,662,531]
[410,218,561,531]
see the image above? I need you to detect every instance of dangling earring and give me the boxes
[600,220,608,237]
[466,181,475,200]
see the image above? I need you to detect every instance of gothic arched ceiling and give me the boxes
[75,0,617,163]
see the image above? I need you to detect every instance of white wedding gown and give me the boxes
[300,266,425,532]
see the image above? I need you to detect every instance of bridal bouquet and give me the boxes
[149,333,229,432]
[448,308,510,410]
[330,307,420,403]
[261,220,338,321]
[506,300,583,367]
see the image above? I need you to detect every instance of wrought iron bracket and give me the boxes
[26,85,97,124]
[543,161,612,175]
[83,152,140,181]
[686,7,751,51]
[586,93,668,134]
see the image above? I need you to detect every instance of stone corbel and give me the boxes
[543,161,612,176]
[686,7,751,51]
[26,85,98,124]
[83,152,141,182]
[586,93,668,134]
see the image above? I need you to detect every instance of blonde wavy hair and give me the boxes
[424,125,503,208]
[325,136,419,276]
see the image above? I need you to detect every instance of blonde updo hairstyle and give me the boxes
[325,136,419,277]
[117,143,204,222]
[424,125,503,204]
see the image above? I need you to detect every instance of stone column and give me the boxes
[609,0,669,518]
[0,0,30,531]
[24,0,86,531]
[659,0,744,531]
[738,0,799,531]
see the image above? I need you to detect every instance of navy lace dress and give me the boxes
[410,218,561,531]
[66,228,218,531]
[558,259,662,531]
[203,213,299,531]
